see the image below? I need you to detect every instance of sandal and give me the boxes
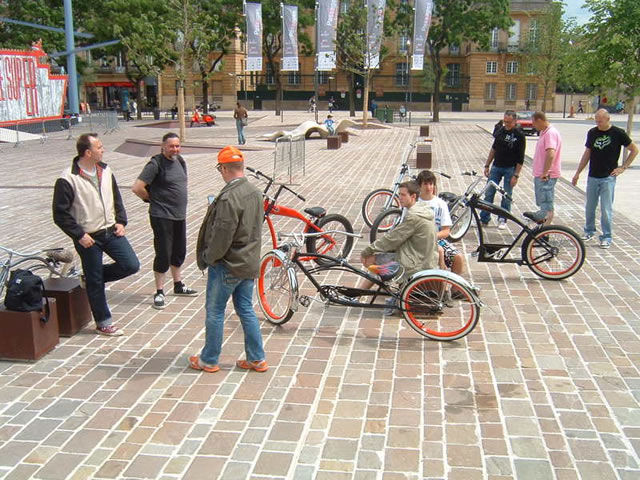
[188,355,220,373]
[236,359,268,372]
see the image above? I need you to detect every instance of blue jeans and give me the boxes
[235,119,246,145]
[200,263,265,366]
[74,231,139,327]
[585,175,616,242]
[480,166,515,224]
[534,177,558,214]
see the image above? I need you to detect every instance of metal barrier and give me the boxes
[273,134,305,185]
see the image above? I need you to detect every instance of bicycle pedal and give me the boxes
[298,295,311,307]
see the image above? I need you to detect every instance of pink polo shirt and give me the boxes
[532,125,562,178]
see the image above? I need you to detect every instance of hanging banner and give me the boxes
[366,0,386,70]
[246,2,263,71]
[0,45,68,127]
[412,0,433,70]
[282,5,299,71]
[317,0,340,71]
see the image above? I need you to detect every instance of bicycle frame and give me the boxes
[0,246,73,297]
[467,194,550,264]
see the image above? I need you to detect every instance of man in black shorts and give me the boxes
[132,133,198,309]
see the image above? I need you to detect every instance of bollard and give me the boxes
[66,117,74,141]
[40,120,48,143]
[88,112,93,130]
[13,122,21,148]
[409,111,412,127]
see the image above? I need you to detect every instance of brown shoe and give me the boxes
[188,355,220,373]
[236,359,268,372]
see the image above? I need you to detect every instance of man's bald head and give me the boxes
[595,108,611,130]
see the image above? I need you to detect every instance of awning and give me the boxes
[85,81,134,88]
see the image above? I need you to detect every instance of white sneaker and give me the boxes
[497,221,507,230]
[153,293,166,310]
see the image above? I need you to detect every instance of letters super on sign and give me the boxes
[0,46,68,127]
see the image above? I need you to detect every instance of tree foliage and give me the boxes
[577,0,640,132]
[427,0,512,122]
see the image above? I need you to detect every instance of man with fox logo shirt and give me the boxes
[572,109,638,249]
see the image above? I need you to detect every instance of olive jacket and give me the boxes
[196,177,263,278]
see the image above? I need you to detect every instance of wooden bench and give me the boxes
[416,142,432,169]
[420,125,430,137]
[338,131,349,143]
[0,299,59,361]
[327,136,342,149]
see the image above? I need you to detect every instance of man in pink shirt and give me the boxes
[527,111,562,225]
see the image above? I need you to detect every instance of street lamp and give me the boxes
[405,39,411,109]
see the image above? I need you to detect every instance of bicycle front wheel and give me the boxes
[306,214,354,265]
[447,205,472,243]
[369,208,403,243]
[361,188,399,227]
[256,252,296,325]
[400,274,480,341]
[523,225,585,280]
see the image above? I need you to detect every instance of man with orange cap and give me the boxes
[190,146,267,373]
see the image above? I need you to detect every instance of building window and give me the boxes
[341,0,350,14]
[266,63,276,85]
[506,61,518,74]
[526,84,538,100]
[527,62,537,75]
[445,63,461,87]
[506,83,517,100]
[529,20,539,47]
[486,61,497,74]
[317,71,328,85]
[485,83,497,100]
[396,62,408,86]
[449,44,460,55]
[490,28,499,49]
[508,19,520,50]
[288,67,300,85]
[398,35,410,54]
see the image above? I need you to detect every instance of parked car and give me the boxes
[516,111,537,136]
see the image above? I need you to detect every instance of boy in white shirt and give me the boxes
[416,170,466,276]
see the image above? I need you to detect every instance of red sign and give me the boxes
[0,45,68,127]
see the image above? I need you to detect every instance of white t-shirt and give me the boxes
[419,196,452,231]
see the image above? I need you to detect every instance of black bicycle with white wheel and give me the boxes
[256,231,483,341]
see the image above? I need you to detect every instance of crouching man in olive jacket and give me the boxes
[189,146,267,373]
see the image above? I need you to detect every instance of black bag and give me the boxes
[3,270,50,323]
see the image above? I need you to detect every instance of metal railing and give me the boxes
[273,134,305,185]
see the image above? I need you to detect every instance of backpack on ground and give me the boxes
[3,270,50,323]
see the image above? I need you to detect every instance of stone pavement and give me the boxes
[0,113,639,479]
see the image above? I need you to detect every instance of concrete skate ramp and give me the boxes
[262,119,357,141]
[114,138,268,157]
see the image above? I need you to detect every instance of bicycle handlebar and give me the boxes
[0,245,71,261]
[461,170,478,176]
[247,166,306,202]
[432,170,451,179]
[487,180,513,202]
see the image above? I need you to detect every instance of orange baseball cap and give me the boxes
[217,145,245,164]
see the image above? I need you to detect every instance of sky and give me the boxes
[562,0,591,25]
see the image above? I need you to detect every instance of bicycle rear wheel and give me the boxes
[362,188,399,228]
[256,252,295,325]
[522,225,585,280]
[400,274,480,341]
[306,214,354,265]
[447,205,472,242]
[369,208,403,243]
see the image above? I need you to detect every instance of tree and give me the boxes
[522,1,565,112]
[336,0,399,125]
[187,0,243,114]
[427,0,512,122]
[578,0,640,135]
[86,0,176,119]
[0,0,67,52]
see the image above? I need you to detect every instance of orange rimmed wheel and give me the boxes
[256,252,296,325]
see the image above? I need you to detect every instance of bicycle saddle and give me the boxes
[304,206,326,218]
[523,210,546,224]
[368,262,403,282]
[438,191,458,203]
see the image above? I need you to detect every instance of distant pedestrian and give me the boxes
[571,109,638,249]
[308,95,316,113]
[328,96,335,113]
[233,102,248,145]
[525,99,530,110]
[525,112,562,226]
[190,146,267,373]
[577,100,584,114]
[131,132,198,309]
[171,104,178,120]
[370,99,378,118]
[53,133,140,336]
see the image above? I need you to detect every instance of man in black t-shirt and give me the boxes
[481,111,526,228]
[572,109,638,249]
[132,132,198,309]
